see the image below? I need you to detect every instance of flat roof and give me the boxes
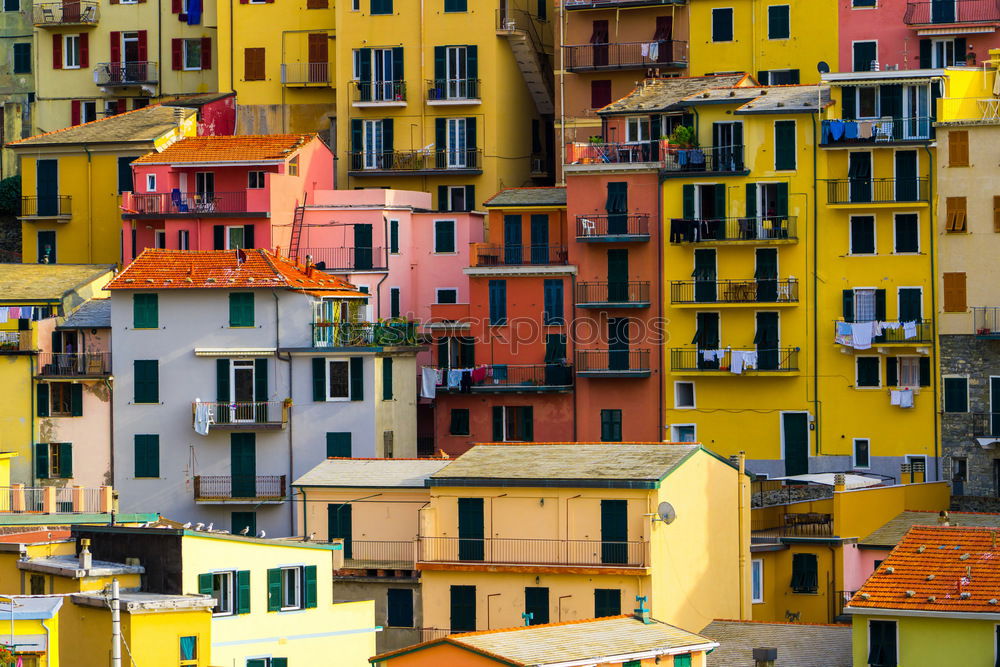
[18,555,144,578]
[71,591,215,612]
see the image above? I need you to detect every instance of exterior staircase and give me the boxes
[497,8,554,115]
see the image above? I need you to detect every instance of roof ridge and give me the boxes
[8,102,176,145]
[710,618,849,628]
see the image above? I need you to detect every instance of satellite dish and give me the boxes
[656,502,677,525]
[817,61,831,74]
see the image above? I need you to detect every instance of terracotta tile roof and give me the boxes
[132,134,315,164]
[848,525,1000,614]
[106,249,365,295]
[861,511,1000,548]
[0,530,71,543]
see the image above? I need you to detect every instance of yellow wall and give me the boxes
[833,482,949,539]
[0,355,33,482]
[852,614,998,666]
[5,614,59,667]
[753,544,835,625]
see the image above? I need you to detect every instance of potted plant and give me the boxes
[669,125,698,149]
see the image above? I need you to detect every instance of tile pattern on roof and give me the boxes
[59,299,111,329]
[293,458,453,488]
[849,525,1000,613]
[702,620,852,667]
[105,249,364,294]
[8,104,196,147]
[598,73,751,114]
[0,264,115,302]
[132,134,315,164]
[861,511,1000,548]
[483,187,567,208]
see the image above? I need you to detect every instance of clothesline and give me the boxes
[0,306,51,325]
[835,320,920,350]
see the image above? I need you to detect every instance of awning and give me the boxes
[194,348,275,357]
[770,473,885,489]
[838,77,936,87]
[917,26,996,36]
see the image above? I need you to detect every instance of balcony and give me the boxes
[426,78,482,105]
[833,320,932,347]
[576,349,651,378]
[576,281,650,308]
[426,303,471,331]
[470,244,569,267]
[575,214,650,242]
[20,196,71,221]
[661,145,746,174]
[821,117,934,146]
[564,0,686,8]
[311,321,418,348]
[0,485,112,514]
[825,178,929,205]
[191,401,289,431]
[0,332,31,353]
[973,413,1000,438]
[348,149,482,176]
[33,1,99,26]
[418,536,649,569]
[973,307,1000,339]
[94,61,158,88]
[670,279,799,305]
[350,80,407,106]
[297,247,388,272]
[193,475,286,503]
[339,540,417,570]
[751,512,833,544]
[904,0,1000,25]
[669,216,797,244]
[670,348,800,374]
[435,363,574,393]
[121,191,264,217]
[565,139,664,169]
[281,62,332,87]
[37,352,110,378]
[563,40,688,71]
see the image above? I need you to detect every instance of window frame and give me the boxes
[853,438,871,469]
[849,215,876,255]
[943,375,969,413]
[855,356,881,388]
[182,38,203,71]
[145,174,156,192]
[600,408,622,442]
[499,406,533,442]
[436,288,458,304]
[434,219,457,254]
[867,619,898,667]
[248,171,266,189]
[12,42,30,74]
[767,4,790,40]
[49,383,74,417]
[326,359,351,401]
[3,0,19,11]
[711,7,734,42]
[449,408,470,436]
[210,570,235,617]
[179,635,198,666]
[751,559,764,603]
[671,423,696,443]
[63,34,81,69]
[852,40,878,73]
[791,552,819,594]
[893,213,920,254]
[674,381,695,409]
[280,566,303,611]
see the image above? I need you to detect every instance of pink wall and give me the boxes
[196,95,236,136]
[843,543,889,591]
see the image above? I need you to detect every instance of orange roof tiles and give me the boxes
[132,134,315,164]
[849,525,1000,614]
[0,530,71,543]
[106,249,365,295]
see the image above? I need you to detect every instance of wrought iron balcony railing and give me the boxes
[193,475,286,501]
[575,214,649,239]
[339,540,417,569]
[122,191,253,215]
[351,80,407,103]
[281,62,332,85]
[668,216,797,244]
[973,307,1000,338]
[33,1,99,26]
[825,178,929,204]
[821,117,934,145]
[21,196,71,218]
[576,281,650,307]
[575,349,650,375]
[833,319,932,345]
[904,0,1000,24]
[434,364,573,391]
[94,61,158,86]
[418,536,649,568]
[670,347,800,372]
[471,244,569,267]
[426,78,481,102]
[563,39,688,71]
[37,352,111,377]
[348,149,482,172]
[670,279,799,304]
[192,401,288,429]
[296,247,389,272]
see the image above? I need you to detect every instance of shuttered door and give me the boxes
[943,377,968,413]
[307,33,328,82]
[608,317,629,370]
[387,588,414,627]
[695,312,720,369]
[326,432,352,458]
[848,152,872,202]
[693,248,716,303]
[782,412,809,476]
[756,312,779,370]
[133,360,158,403]
[899,288,922,322]
[605,182,628,234]
[488,280,506,325]
[327,503,352,558]
[607,249,629,303]
[943,272,966,312]
[457,497,484,561]
[450,585,476,632]
[36,159,59,217]
[774,120,795,170]
[530,214,549,264]
[600,499,628,564]
[230,434,256,499]
[895,150,918,202]
[524,587,549,625]
[755,248,778,302]
[503,215,522,265]
[353,224,373,270]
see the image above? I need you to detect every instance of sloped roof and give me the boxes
[679,84,831,114]
[483,187,566,208]
[105,249,364,295]
[293,458,452,489]
[132,134,315,164]
[58,299,111,329]
[0,264,114,304]
[372,616,716,666]
[598,74,752,114]
[861,511,1000,549]
[702,620,852,667]
[848,525,1000,614]
[8,105,195,148]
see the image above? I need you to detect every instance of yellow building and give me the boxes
[217,0,553,210]
[687,0,838,85]
[416,443,750,635]
[0,596,63,667]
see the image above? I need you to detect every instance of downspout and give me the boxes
[84,145,94,263]
[570,271,577,442]
[157,0,163,95]
[737,452,746,620]
[273,290,294,529]
[811,111,820,456]
[558,0,566,185]
[229,0,235,94]
[657,170,665,440]
[106,377,115,487]
[924,140,939,480]
[300,486,308,537]
[30,355,36,486]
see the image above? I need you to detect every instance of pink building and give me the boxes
[839,0,1000,72]
[120,134,333,262]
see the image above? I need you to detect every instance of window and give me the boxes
[488,280,506,325]
[229,293,254,327]
[524,587,549,625]
[389,287,400,319]
[449,409,470,435]
[889,356,925,388]
[288,156,299,176]
[382,357,394,400]
[133,294,158,329]
[244,47,266,81]
[767,5,789,40]
[265,565,317,612]
[444,0,466,11]
[867,620,897,667]
[280,567,301,609]
[29,575,44,595]
[943,377,969,413]
[674,381,695,409]
[673,656,692,667]
[133,360,159,403]
[854,438,870,468]
[493,406,533,442]
[48,383,78,417]
[774,120,795,170]
[34,443,72,479]
[326,432,351,458]
[853,0,876,6]
[370,0,392,13]
[327,360,350,400]
[450,585,476,632]
[946,197,967,232]
[145,174,156,192]
[600,409,622,442]
[352,0,359,8]
[943,272,966,312]
[894,214,919,253]
[37,231,55,264]
[543,279,563,325]
[210,571,234,615]
[751,559,764,603]
[179,229,190,250]
[444,117,472,168]
[856,357,880,387]
[245,659,287,667]
[852,41,878,72]
[591,80,612,109]
[594,589,620,617]
[953,457,968,483]
[850,216,875,254]
[439,185,473,212]
[790,553,818,593]
[436,289,458,304]
[387,588,414,627]
[434,220,456,253]
[949,130,969,167]
[179,636,198,666]
[671,424,696,442]
[75,100,97,124]
[64,35,81,68]
[712,7,734,42]
[626,116,650,143]
[12,43,29,74]
[931,38,959,67]
[182,39,202,70]
[389,219,399,253]
[856,87,878,118]
[248,171,266,189]
[134,434,159,478]
[3,0,18,11]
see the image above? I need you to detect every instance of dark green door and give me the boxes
[755,248,778,302]
[608,249,629,303]
[755,312,779,370]
[530,214,549,264]
[504,215,523,264]
[524,587,549,625]
[458,497,484,561]
[36,159,58,216]
[693,248,716,303]
[695,312,720,370]
[992,377,1000,436]
[782,412,809,476]
[354,224,373,270]
[601,499,628,564]
[932,0,955,23]
[606,182,628,234]
[450,585,476,632]
[848,152,872,203]
[895,150,918,202]
[608,317,629,370]
[37,231,56,264]
[230,434,256,498]
[899,288,922,322]
[327,503,353,559]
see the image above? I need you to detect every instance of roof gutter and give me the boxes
[846,606,1000,620]
[534,641,720,667]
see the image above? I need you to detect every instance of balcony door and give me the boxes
[308,33,328,83]
[694,312,720,369]
[353,224,373,270]
[755,312,779,370]
[36,159,58,217]
[606,182,628,234]
[608,317,630,370]
[457,497,484,561]
[372,48,395,101]
[503,215,522,265]
[363,120,385,169]
[600,499,628,565]
[895,150,919,202]
[755,248,778,302]
[903,85,931,139]
[230,360,255,423]
[712,121,744,171]
[446,46,469,99]
[590,20,609,67]
[447,118,468,168]
[782,412,809,476]
[992,377,1000,437]
[931,0,955,24]
[230,434,256,499]
[848,152,872,203]
[530,214,549,264]
[608,249,630,303]
[693,248,716,303]
[120,31,147,82]
[327,503,353,558]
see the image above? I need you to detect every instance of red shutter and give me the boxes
[171,38,183,70]
[110,32,121,64]
[201,37,211,69]
[239,0,248,5]
[137,31,147,62]
[118,99,127,113]
[171,0,181,11]
[109,0,118,6]
[71,100,81,126]
[53,34,62,69]
[79,33,89,68]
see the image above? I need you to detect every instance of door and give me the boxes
[895,150,918,202]
[457,497,484,561]
[503,215,523,264]
[600,499,628,565]
[446,46,468,98]
[608,249,629,303]
[606,182,628,234]
[37,231,56,264]
[308,33,328,83]
[931,0,955,23]
[446,118,467,168]
[373,48,393,101]
[591,20,609,67]
[782,412,809,476]
[695,312,720,370]
[848,152,872,203]
[230,434,256,499]
[327,503,352,559]
[693,248,716,303]
[530,214,549,264]
[755,248,778,302]
[36,159,58,217]
[608,317,630,370]
[231,360,255,422]
[903,85,930,139]
[991,377,1000,437]
[755,312,779,370]
[354,224,373,270]
[654,16,673,63]
[712,122,744,171]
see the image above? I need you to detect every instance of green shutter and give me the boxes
[229,293,254,327]
[270,659,288,667]
[842,86,857,120]
[682,184,695,219]
[842,290,855,323]
[521,406,533,441]
[70,383,83,417]
[58,443,72,478]
[775,121,796,170]
[134,360,159,403]
[464,184,475,210]
[713,184,726,219]
[919,357,930,387]
[435,118,447,168]
[313,357,326,401]
[466,116,476,151]
[326,432,352,458]
[382,358,393,400]
[216,358,230,402]
[236,570,251,614]
[745,183,757,218]
[886,357,898,387]
[254,358,268,402]
[350,357,363,401]
[133,294,158,329]
[247,660,267,667]
[768,4,789,39]
[390,219,399,253]
[944,377,968,412]
[492,406,503,441]
[433,45,446,81]
[198,573,213,595]
[134,434,160,478]
[304,565,318,608]
[34,443,48,480]
[875,289,887,321]
[351,118,363,152]
[775,182,789,217]
[266,567,282,611]
[36,384,49,417]
[467,45,478,80]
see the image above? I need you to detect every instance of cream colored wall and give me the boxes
[374,353,418,458]
[297,486,429,543]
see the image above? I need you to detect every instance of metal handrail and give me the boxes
[668,216,797,243]
[191,401,287,426]
[670,347,800,372]
[973,307,1000,337]
[904,0,1000,24]
[575,214,649,238]
[193,475,286,500]
[418,535,649,567]
[21,196,71,217]
[311,321,418,348]
[471,244,569,267]
[123,191,250,214]
[576,281,650,305]
[670,279,799,304]
[33,1,99,25]
[293,247,389,272]
[94,61,158,85]
[821,117,934,144]
[281,62,332,85]
[825,178,929,204]
[348,149,482,171]
[576,349,651,372]
[426,78,481,101]
[433,364,574,390]
[37,352,111,376]
[563,39,688,70]
[350,79,407,103]
[833,319,933,344]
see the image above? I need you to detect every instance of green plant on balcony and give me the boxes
[668,125,698,149]
[588,135,604,144]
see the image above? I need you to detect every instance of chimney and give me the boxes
[633,595,652,624]
[79,538,93,571]
[753,647,777,667]
[834,473,846,493]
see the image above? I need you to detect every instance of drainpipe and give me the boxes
[299,486,307,537]
[811,111,821,457]
[84,145,94,262]
[30,355,36,487]
[736,452,746,619]
[106,376,115,488]
[557,0,566,185]
[923,140,939,480]
[273,290,294,529]
[657,170,665,441]
[569,271,577,443]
